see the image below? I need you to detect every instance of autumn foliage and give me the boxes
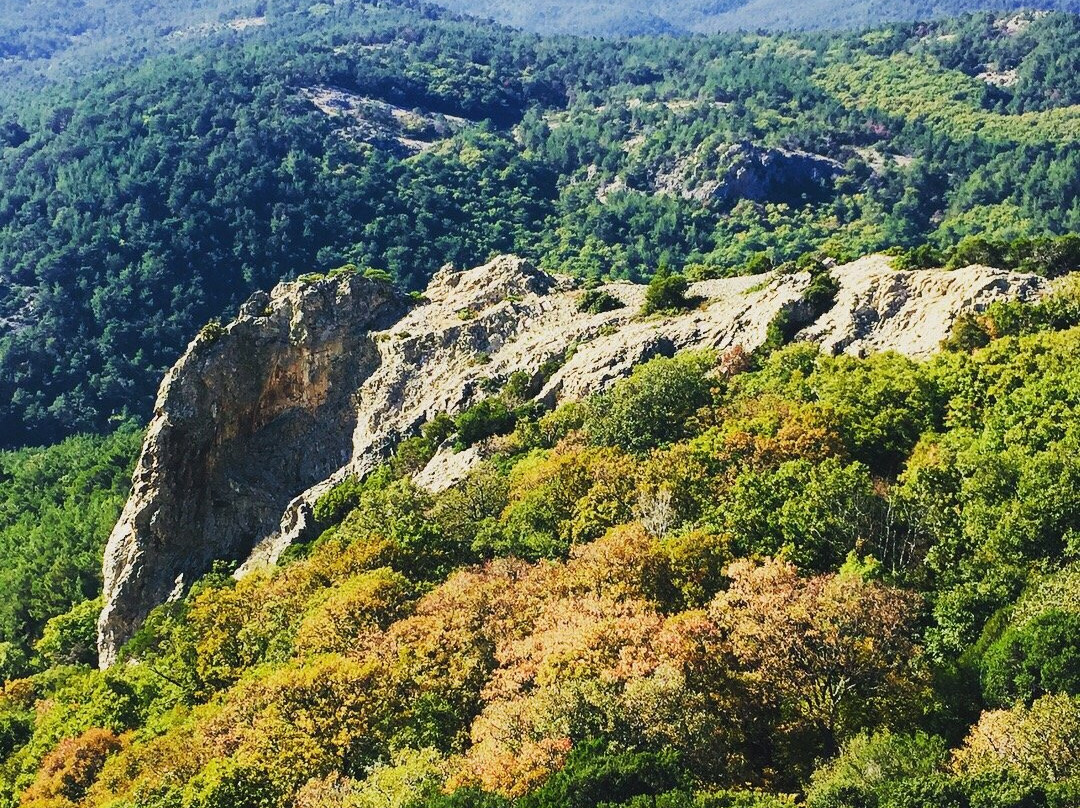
[22,729,124,808]
[7,314,1080,808]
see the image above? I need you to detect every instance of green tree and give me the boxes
[982,611,1080,707]
[586,352,714,453]
[34,597,103,668]
[518,740,685,808]
[806,731,954,808]
[641,269,692,315]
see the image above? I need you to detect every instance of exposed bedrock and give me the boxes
[97,275,406,666]
[98,254,1046,665]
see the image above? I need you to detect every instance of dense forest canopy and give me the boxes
[0,428,140,680]
[435,0,1080,35]
[0,0,268,101]
[1,1,1078,447]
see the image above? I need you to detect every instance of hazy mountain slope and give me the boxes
[437,0,1080,34]
[0,0,266,101]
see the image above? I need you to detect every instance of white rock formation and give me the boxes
[99,253,1047,665]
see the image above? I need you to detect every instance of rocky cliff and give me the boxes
[98,254,1047,665]
[652,142,843,207]
[97,275,407,666]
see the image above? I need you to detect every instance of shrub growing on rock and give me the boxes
[577,288,625,315]
[641,269,692,315]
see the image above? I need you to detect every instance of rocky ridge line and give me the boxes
[98,254,1047,665]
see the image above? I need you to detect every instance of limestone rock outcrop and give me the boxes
[97,274,406,666]
[801,255,1046,356]
[655,141,843,206]
[98,254,1047,665]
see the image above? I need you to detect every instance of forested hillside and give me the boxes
[436,0,1080,35]
[3,274,1080,808]
[0,428,140,680]
[1,3,1078,446]
[0,0,264,100]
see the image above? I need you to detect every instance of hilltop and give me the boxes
[3,255,1080,808]
[96,252,1049,662]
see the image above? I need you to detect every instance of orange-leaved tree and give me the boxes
[713,557,927,759]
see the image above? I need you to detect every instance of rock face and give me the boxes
[708,143,843,206]
[97,275,406,667]
[655,141,843,206]
[801,255,1046,357]
[98,254,1047,665]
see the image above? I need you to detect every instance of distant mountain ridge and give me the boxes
[433,0,1080,34]
[0,0,266,99]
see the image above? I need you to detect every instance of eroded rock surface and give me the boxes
[654,141,843,206]
[801,255,1046,357]
[97,275,406,666]
[98,254,1048,665]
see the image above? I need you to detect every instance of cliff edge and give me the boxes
[97,274,406,666]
